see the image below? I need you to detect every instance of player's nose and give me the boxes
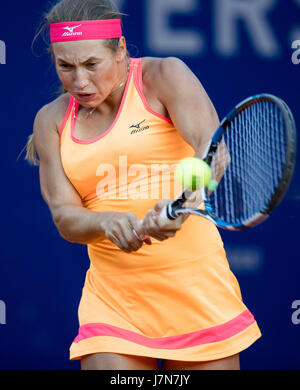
[74,68,89,89]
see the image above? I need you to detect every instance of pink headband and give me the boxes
[50,19,122,43]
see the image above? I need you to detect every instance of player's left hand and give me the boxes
[142,199,184,241]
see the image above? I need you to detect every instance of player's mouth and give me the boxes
[76,93,96,101]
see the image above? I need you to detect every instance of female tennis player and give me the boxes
[26,0,261,370]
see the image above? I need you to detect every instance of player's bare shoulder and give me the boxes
[142,56,188,94]
[33,93,70,161]
[33,93,70,138]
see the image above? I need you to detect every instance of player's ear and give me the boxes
[116,36,127,63]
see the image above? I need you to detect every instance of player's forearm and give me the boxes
[52,204,111,244]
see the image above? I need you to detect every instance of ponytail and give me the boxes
[25,133,40,166]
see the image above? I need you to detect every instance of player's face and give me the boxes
[52,39,126,107]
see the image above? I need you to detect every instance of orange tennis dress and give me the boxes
[59,58,261,361]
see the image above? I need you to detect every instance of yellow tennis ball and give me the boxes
[176,158,212,191]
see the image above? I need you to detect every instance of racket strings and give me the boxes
[210,100,287,226]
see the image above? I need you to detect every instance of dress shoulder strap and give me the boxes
[130,57,143,92]
[59,95,76,138]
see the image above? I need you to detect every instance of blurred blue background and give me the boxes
[0,0,299,370]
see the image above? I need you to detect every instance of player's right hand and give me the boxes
[101,212,152,253]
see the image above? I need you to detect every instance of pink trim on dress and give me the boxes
[132,58,173,125]
[61,58,174,143]
[59,95,74,138]
[73,310,255,349]
[70,59,134,145]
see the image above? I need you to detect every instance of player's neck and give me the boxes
[86,58,130,119]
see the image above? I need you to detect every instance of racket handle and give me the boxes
[133,192,190,239]
[159,205,170,220]
[133,205,172,241]
[159,192,189,220]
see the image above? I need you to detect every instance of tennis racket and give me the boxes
[157,93,296,230]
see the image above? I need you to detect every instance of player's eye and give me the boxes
[59,63,72,69]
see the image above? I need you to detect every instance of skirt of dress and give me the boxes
[69,241,261,362]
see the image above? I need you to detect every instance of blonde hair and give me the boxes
[25,133,39,166]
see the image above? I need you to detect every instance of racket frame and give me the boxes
[163,94,297,230]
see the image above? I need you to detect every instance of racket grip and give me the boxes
[159,205,170,220]
[159,198,184,220]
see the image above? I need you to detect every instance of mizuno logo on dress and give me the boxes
[130,120,150,134]
[62,25,83,37]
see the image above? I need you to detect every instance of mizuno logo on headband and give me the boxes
[63,25,82,33]
[62,25,83,37]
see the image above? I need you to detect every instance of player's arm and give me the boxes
[34,103,108,244]
[33,102,147,250]
[156,57,230,184]
[155,57,220,158]
[142,57,225,240]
